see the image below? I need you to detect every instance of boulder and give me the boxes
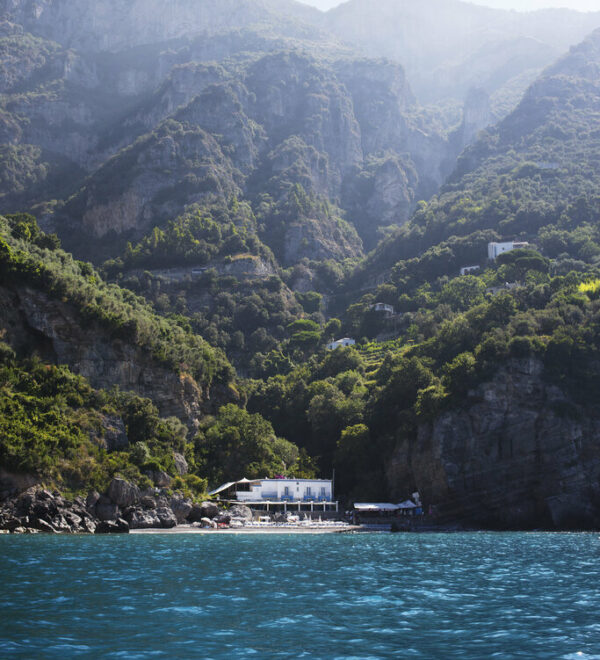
[229,504,253,521]
[96,496,119,521]
[170,496,192,524]
[32,518,57,534]
[127,509,161,529]
[5,517,23,532]
[107,478,140,508]
[51,514,73,533]
[86,491,101,511]
[141,495,157,509]
[214,514,231,525]
[33,498,57,519]
[65,512,82,529]
[101,416,129,451]
[156,507,177,529]
[95,519,130,534]
[147,470,172,488]
[173,452,189,476]
[15,490,35,516]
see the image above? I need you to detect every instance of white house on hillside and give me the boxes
[326,337,355,351]
[488,241,530,260]
[460,265,480,276]
[208,477,338,512]
[372,302,395,315]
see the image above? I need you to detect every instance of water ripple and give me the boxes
[1,533,600,658]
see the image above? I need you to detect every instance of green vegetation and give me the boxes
[0,213,233,387]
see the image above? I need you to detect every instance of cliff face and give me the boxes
[387,359,600,530]
[0,0,321,52]
[0,284,232,428]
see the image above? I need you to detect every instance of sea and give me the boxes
[1,532,600,659]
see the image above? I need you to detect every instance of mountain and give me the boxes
[0,1,451,259]
[301,27,600,527]
[3,0,600,528]
[0,0,323,52]
[323,0,600,105]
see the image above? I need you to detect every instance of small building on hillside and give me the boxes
[208,477,338,512]
[460,265,480,276]
[488,241,530,260]
[372,302,395,316]
[326,337,356,351]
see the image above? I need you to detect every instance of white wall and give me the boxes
[236,479,333,501]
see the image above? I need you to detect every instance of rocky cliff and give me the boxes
[0,282,233,428]
[387,358,600,530]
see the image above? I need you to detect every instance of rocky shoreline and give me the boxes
[0,479,240,535]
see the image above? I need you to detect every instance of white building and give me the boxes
[208,477,338,512]
[372,302,395,315]
[460,265,480,276]
[488,241,530,260]
[326,337,355,351]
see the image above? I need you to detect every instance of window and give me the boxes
[284,486,289,496]
[306,487,312,496]
[320,487,326,496]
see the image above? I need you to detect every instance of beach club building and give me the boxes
[208,477,338,513]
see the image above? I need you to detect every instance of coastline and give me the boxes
[130,524,363,534]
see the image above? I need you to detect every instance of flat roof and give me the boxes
[260,478,331,483]
[208,477,331,495]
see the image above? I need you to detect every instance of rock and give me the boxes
[51,514,73,533]
[100,416,129,451]
[107,478,140,508]
[546,494,596,530]
[33,499,57,519]
[146,470,172,488]
[65,512,82,529]
[12,526,28,534]
[200,517,217,529]
[32,518,58,534]
[140,496,156,509]
[37,489,54,501]
[127,509,161,529]
[95,496,120,522]
[14,490,35,516]
[170,496,192,524]
[173,452,189,476]
[388,357,600,530]
[95,519,129,534]
[81,518,97,534]
[86,491,100,511]
[228,504,253,521]
[214,514,231,525]
[156,507,177,529]
[202,501,220,519]
[5,517,23,532]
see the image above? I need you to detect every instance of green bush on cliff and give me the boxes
[0,214,234,388]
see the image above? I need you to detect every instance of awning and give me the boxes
[397,500,417,509]
[354,503,399,512]
[208,478,262,496]
[208,481,236,496]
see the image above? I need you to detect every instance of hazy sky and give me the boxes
[300,0,600,11]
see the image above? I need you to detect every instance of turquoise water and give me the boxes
[1,533,600,659]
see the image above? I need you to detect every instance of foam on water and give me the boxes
[1,533,600,658]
